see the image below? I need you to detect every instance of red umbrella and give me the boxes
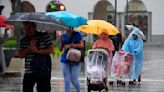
[0,15,15,29]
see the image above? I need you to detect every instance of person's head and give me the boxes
[98,29,109,40]
[23,22,36,37]
[132,34,138,40]
[66,27,73,36]
[0,5,4,15]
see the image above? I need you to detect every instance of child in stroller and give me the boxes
[87,49,110,92]
[110,51,132,86]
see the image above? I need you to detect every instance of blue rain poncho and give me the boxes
[122,28,144,80]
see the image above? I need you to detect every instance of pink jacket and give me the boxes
[92,39,115,59]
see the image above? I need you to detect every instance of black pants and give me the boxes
[23,73,51,92]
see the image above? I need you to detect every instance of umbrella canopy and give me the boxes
[46,11,87,27]
[77,20,120,35]
[0,15,15,29]
[5,13,68,31]
[125,25,145,40]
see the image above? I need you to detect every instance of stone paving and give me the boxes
[1,46,164,92]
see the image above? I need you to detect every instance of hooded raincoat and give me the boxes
[122,28,144,80]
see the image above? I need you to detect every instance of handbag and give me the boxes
[66,48,81,62]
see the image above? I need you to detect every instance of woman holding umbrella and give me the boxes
[47,11,86,92]
[92,28,115,91]
[59,27,84,92]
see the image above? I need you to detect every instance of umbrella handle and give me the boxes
[60,34,64,41]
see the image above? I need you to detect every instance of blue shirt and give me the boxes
[60,31,82,63]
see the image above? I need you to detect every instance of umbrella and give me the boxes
[125,25,145,40]
[0,15,15,29]
[46,11,87,27]
[5,12,68,31]
[76,20,120,35]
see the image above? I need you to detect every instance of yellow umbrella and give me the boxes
[77,20,120,35]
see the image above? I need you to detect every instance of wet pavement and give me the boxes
[1,46,164,92]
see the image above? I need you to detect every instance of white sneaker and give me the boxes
[138,81,142,85]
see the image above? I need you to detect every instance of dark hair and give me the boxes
[0,5,4,11]
[23,22,35,25]
[0,5,4,14]
[69,27,73,30]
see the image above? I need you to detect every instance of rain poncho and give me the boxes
[122,28,144,80]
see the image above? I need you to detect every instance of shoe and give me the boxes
[138,74,141,82]
[138,81,142,85]
[132,80,137,85]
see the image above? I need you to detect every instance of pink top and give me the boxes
[92,39,115,52]
[92,39,115,74]
[92,39,115,59]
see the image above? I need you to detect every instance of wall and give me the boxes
[1,0,164,36]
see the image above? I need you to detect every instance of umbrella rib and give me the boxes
[29,20,68,29]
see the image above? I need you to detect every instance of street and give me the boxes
[1,46,164,92]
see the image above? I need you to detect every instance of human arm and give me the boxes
[134,39,143,55]
[0,28,9,44]
[71,41,84,49]
[15,47,31,58]
[59,40,84,51]
[31,45,52,55]
[58,35,70,52]
[30,38,52,55]
[92,40,98,49]
[108,40,115,52]
[15,36,31,58]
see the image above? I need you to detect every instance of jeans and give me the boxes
[61,62,81,92]
[23,73,51,92]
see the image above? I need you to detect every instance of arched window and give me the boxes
[93,0,114,21]
[21,1,35,12]
[125,0,148,41]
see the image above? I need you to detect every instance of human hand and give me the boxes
[64,44,71,49]
[60,35,64,41]
[30,39,38,52]
[4,28,9,34]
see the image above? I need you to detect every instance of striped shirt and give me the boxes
[19,31,52,74]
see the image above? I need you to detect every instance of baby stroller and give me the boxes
[109,51,132,86]
[86,49,109,92]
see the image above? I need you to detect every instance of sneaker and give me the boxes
[138,81,142,85]
[132,80,137,85]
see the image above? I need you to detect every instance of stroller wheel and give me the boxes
[109,81,114,85]
[87,78,90,85]
[87,87,91,92]
[129,81,133,85]
[117,80,121,85]
[87,90,91,92]
[122,82,126,86]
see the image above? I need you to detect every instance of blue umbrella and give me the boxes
[46,11,87,27]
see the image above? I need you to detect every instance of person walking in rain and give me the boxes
[16,22,52,92]
[122,26,144,85]
[92,28,115,91]
[109,31,123,56]
[0,28,9,75]
[0,5,14,76]
[59,27,84,92]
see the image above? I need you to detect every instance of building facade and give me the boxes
[0,0,164,45]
